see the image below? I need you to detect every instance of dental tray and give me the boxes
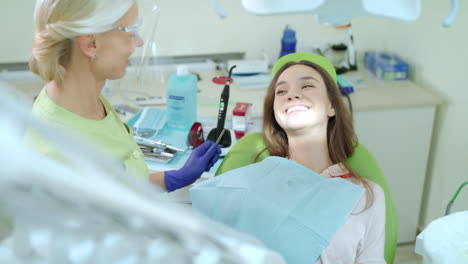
[134,136,189,164]
[137,142,177,164]
[126,109,189,164]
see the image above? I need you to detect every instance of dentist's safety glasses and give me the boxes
[112,0,163,102]
[117,18,144,46]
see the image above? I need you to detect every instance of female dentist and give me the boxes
[26,0,221,192]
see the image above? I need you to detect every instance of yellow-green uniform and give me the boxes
[25,87,149,181]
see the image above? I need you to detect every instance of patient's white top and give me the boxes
[316,164,386,264]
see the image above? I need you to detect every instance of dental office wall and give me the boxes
[0,0,349,63]
[1,0,466,233]
[0,2,35,63]
[352,1,468,229]
[154,0,349,61]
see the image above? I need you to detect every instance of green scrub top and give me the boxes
[25,87,149,181]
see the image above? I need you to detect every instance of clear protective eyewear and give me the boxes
[112,0,163,101]
[117,18,143,38]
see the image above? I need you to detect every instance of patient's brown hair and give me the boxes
[261,61,373,206]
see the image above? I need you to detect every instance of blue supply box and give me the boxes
[364,52,409,80]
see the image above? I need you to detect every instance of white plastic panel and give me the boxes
[362,0,421,21]
[240,0,421,23]
[240,0,326,15]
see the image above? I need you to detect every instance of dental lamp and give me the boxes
[212,0,459,27]
[239,0,421,26]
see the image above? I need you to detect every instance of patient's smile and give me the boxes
[286,105,310,114]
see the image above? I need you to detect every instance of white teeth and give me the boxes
[286,105,309,113]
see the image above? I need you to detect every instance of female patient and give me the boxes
[263,53,386,263]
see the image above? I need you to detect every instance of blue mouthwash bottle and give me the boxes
[166,65,198,130]
[279,25,297,58]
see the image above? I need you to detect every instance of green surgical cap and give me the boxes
[271,53,337,83]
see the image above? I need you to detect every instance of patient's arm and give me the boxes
[356,183,386,263]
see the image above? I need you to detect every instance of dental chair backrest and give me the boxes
[215,132,398,264]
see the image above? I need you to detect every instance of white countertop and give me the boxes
[1,68,443,118]
[107,69,443,118]
[342,70,442,112]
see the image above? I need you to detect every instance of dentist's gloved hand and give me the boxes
[164,140,221,192]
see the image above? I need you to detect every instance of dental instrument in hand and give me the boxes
[134,136,190,152]
[215,128,226,144]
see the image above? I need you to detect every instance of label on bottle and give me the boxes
[167,95,187,129]
[169,95,184,101]
[168,95,185,110]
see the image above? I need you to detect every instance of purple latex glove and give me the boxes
[164,140,221,192]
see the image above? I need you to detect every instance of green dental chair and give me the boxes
[215,132,398,264]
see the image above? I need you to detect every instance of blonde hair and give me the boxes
[29,0,135,84]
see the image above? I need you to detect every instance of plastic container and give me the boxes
[364,52,409,80]
[279,25,296,58]
[166,65,198,130]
